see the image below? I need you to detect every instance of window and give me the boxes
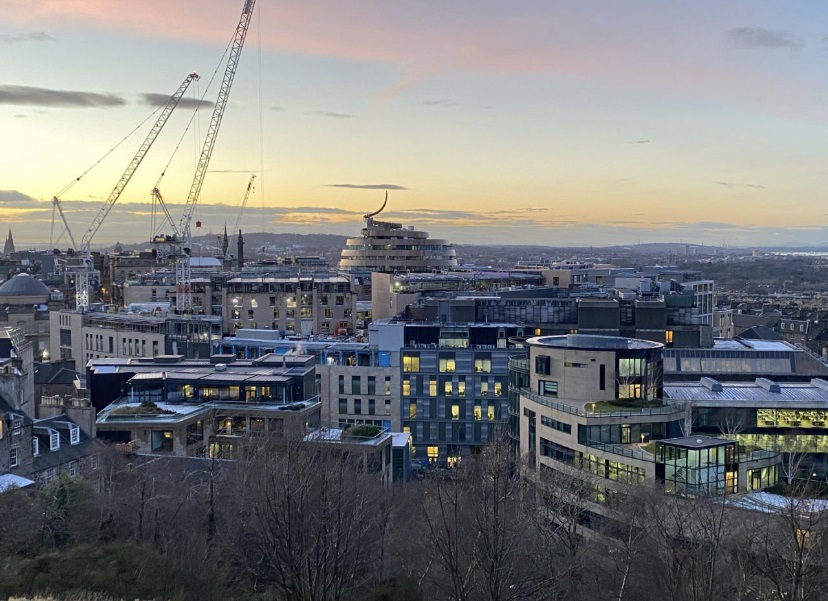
[474,404,482,420]
[12,419,21,436]
[403,353,420,372]
[539,380,558,397]
[368,399,375,415]
[9,446,19,468]
[480,381,489,396]
[599,364,606,390]
[385,377,392,396]
[338,375,346,394]
[451,404,460,420]
[457,378,466,397]
[339,398,347,414]
[474,354,492,373]
[385,398,391,415]
[427,445,439,465]
[70,426,80,445]
[535,355,551,375]
[494,382,503,397]
[487,405,496,420]
[402,377,411,397]
[541,415,572,434]
[409,401,417,418]
[354,399,362,415]
[665,330,674,345]
[32,436,39,457]
[439,355,456,373]
[351,376,361,395]
[367,376,376,395]
[68,460,78,477]
[90,455,99,470]
[429,377,437,397]
[50,431,59,450]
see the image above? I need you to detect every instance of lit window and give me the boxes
[427,445,439,464]
[487,405,496,421]
[409,402,417,418]
[429,378,437,397]
[480,381,489,396]
[402,377,411,397]
[403,354,420,372]
[474,405,482,420]
[665,330,674,344]
[451,404,460,420]
[458,379,466,397]
[474,355,492,373]
[439,356,456,373]
[494,382,503,397]
[444,381,454,396]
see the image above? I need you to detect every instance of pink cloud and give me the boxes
[1,1,821,117]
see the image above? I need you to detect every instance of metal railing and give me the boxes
[514,387,686,418]
[585,440,655,463]
[509,357,530,372]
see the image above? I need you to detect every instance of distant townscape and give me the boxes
[1,202,828,599]
[5,0,828,598]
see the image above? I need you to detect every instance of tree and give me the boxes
[229,436,389,601]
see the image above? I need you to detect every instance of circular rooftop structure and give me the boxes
[527,334,663,351]
[0,273,50,304]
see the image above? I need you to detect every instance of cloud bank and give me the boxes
[0,85,125,108]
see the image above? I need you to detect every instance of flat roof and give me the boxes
[527,334,663,351]
[660,435,735,449]
[665,379,828,406]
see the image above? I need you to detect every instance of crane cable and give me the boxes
[149,36,237,240]
[54,104,165,199]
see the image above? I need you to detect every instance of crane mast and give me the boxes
[178,0,256,243]
[73,72,199,312]
[176,0,256,313]
[228,174,256,257]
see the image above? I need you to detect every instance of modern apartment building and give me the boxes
[339,198,457,274]
[513,334,780,497]
[371,320,521,466]
[92,353,321,459]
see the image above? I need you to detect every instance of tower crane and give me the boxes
[227,174,256,259]
[176,0,257,312]
[72,72,200,311]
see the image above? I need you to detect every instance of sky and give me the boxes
[2,1,828,249]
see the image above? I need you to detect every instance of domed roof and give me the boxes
[0,274,50,298]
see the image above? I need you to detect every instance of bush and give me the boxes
[345,424,381,439]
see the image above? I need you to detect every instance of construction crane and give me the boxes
[176,0,257,312]
[49,196,78,253]
[72,72,200,311]
[227,174,256,258]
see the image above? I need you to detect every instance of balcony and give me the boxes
[115,440,137,453]
[515,387,687,419]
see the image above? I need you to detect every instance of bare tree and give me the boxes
[229,436,389,601]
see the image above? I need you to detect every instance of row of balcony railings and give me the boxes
[513,386,687,418]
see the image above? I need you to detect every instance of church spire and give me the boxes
[221,223,229,258]
[3,228,15,256]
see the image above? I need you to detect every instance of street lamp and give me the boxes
[640,433,646,444]
[590,402,595,414]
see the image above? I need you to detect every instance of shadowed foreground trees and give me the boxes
[4,438,828,601]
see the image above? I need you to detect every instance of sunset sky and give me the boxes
[2,1,828,248]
